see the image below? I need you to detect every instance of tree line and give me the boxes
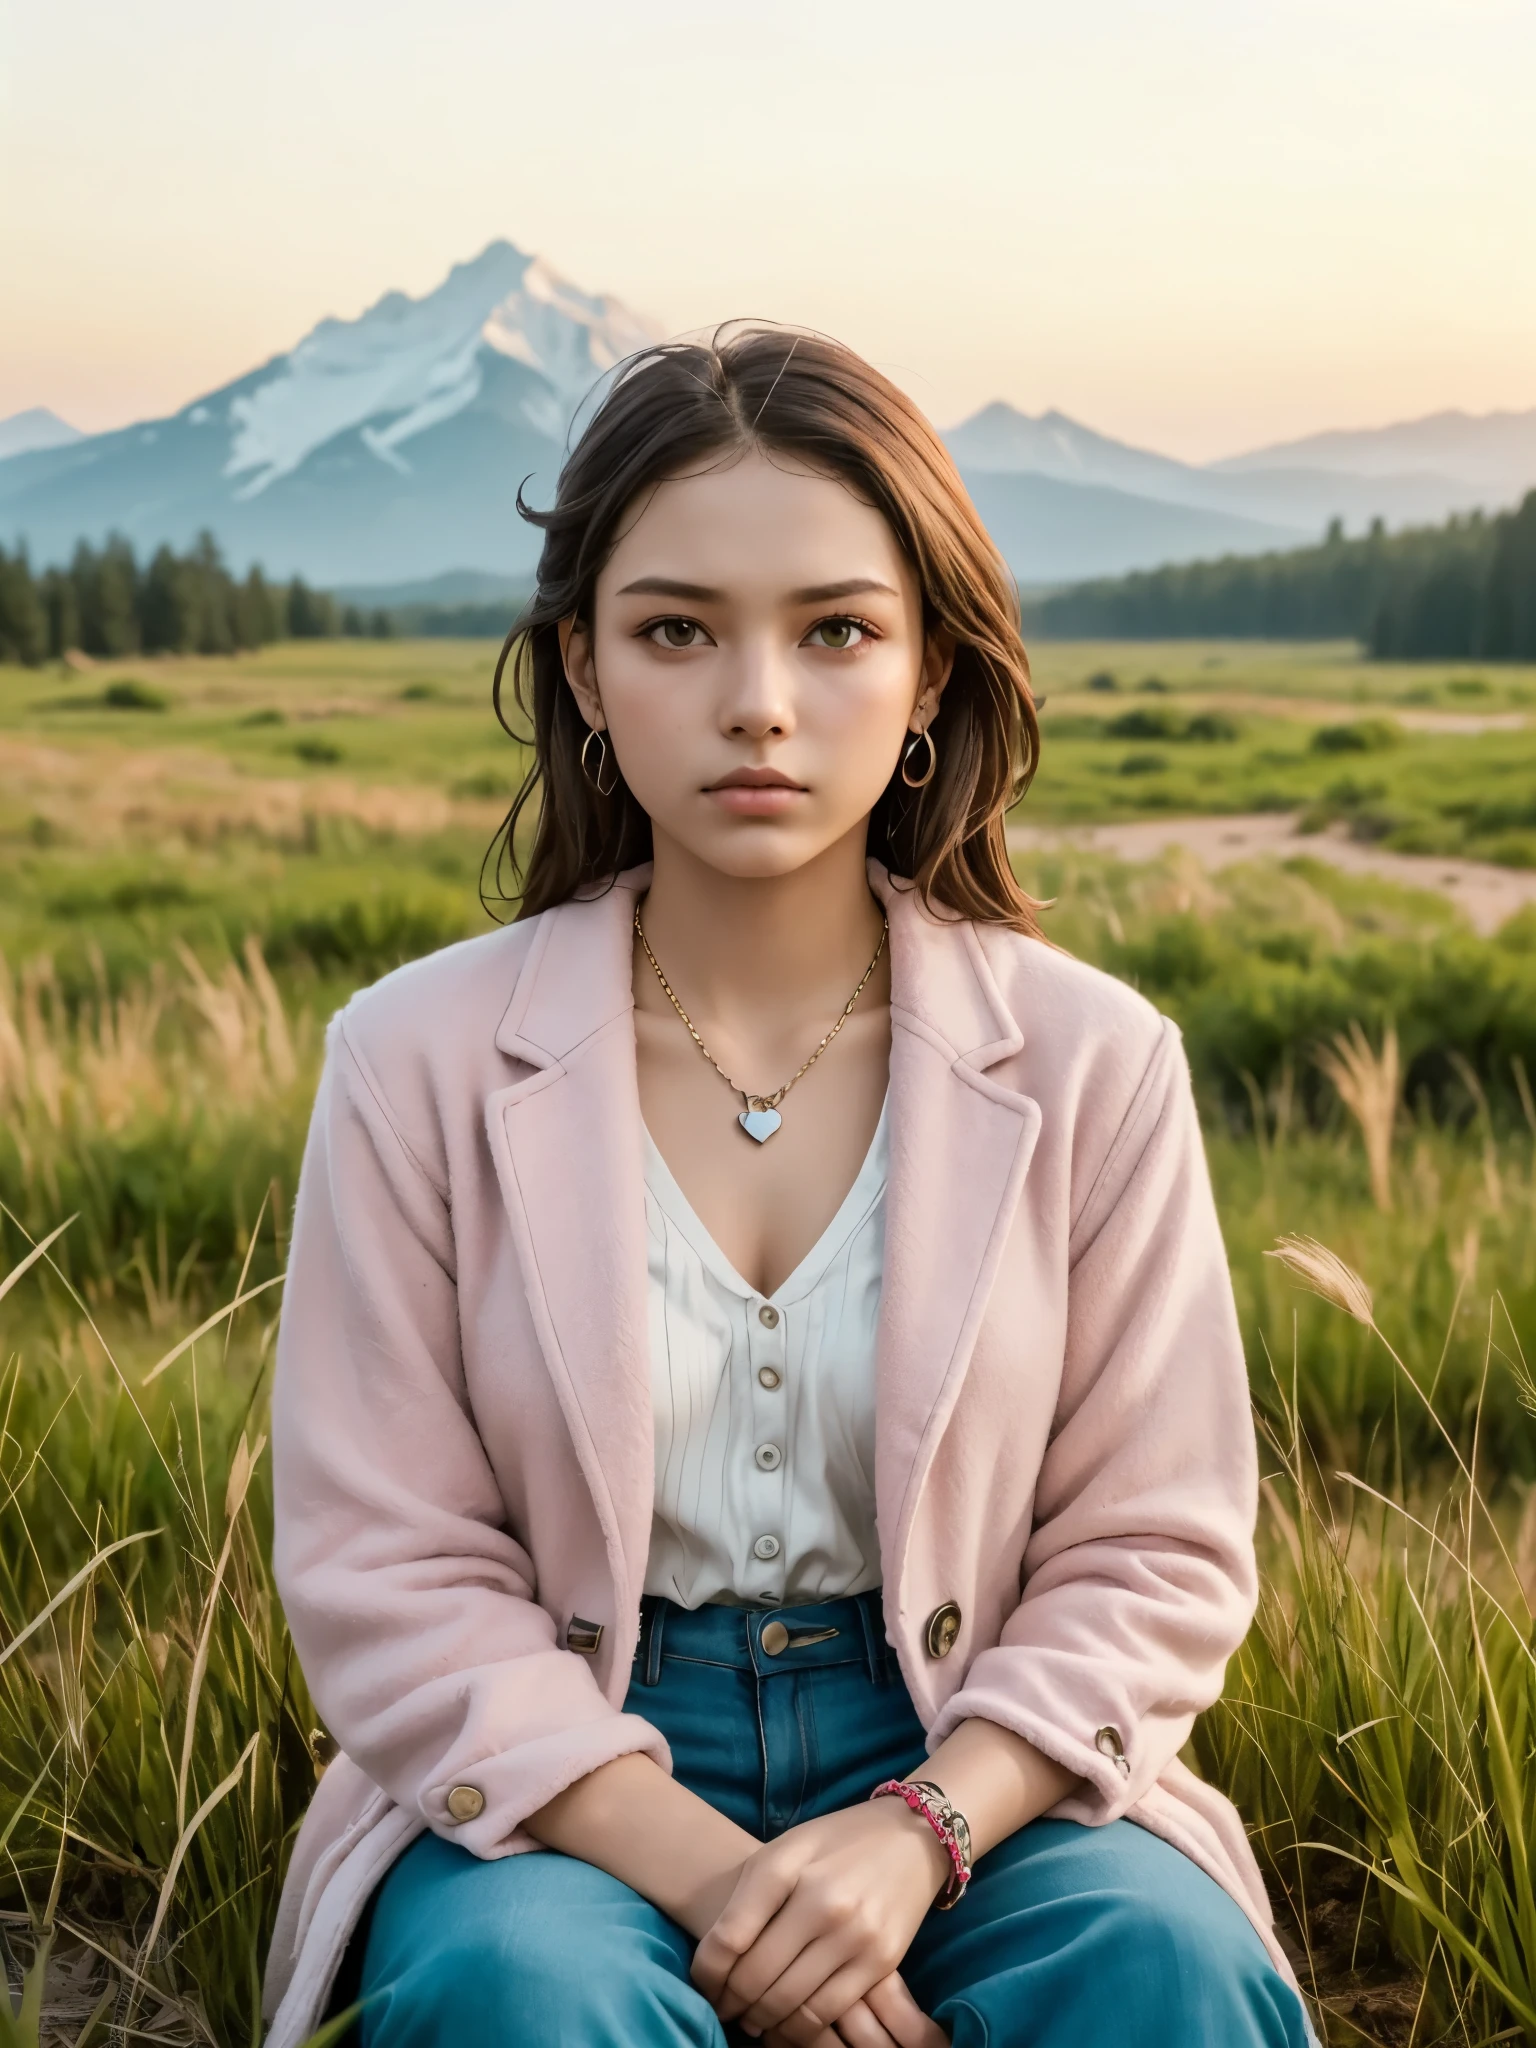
[0,532,395,665]
[1023,491,1536,657]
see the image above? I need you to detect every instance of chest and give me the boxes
[633,1002,891,1297]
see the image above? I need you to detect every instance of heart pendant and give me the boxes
[738,1107,783,1144]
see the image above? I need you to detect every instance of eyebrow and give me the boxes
[614,575,901,604]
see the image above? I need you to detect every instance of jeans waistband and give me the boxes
[634,1589,897,1687]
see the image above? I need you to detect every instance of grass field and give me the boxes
[4,638,1536,2044]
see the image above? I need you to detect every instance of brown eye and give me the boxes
[650,618,703,649]
[807,618,866,650]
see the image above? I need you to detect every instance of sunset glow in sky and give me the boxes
[3,0,1534,460]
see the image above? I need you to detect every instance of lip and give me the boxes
[708,770,811,815]
[707,767,805,791]
[704,765,808,817]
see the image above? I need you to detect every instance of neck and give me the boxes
[638,825,886,1020]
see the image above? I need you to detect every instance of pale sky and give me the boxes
[3,0,1534,462]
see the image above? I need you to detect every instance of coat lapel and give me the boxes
[484,876,656,1627]
[870,870,1043,1591]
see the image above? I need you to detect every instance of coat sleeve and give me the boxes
[271,1014,669,1859]
[927,1017,1258,1824]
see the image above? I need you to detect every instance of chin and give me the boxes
[683,829,831,882]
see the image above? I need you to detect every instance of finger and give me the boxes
[691,1859,800,2003]
[761,2021,840,2048]
[748,1951,889,2041]
[765,1998,900,2048]
[829,1996,906,2048]
[729,1929,865,2031]
[863,1972,949,2048]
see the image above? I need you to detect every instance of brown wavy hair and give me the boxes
[485,325,1043,934]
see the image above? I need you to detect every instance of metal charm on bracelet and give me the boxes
[869,1777,974,1907]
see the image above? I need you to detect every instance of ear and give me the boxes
[558,615,606,731]
[910,627,956,733]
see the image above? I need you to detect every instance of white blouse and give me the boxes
[641,1105,888,1610]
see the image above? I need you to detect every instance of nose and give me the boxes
[719,633,797,742]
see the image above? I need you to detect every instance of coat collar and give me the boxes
[484,863,1040,1671]
[493,861,1027,1077]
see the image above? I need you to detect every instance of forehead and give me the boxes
[600,448,913,598]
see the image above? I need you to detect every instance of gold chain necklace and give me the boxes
[633,901,889,1144]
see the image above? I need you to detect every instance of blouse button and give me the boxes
[757,1365,782,1391]
[754,1443,783,1471]
[753,1533,782,1561]
[758,1304,781,1329]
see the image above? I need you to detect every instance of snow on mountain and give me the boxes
[0,408,83,463]
[225,241,657,498]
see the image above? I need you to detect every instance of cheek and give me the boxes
[809,651,920,756]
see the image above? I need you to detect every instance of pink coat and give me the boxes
[262,863,1294,2044]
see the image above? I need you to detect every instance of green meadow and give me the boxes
[4,638,1536,2044]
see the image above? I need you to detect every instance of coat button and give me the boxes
[924,1602,962,1659]
[760,1620,790,1656]
[754,1443,783,1471]
[757,1366,782,1390]
[446,1784,485,1823]
[758,1304,781,1328]
[753,1534,781,1561]
[1095,1726,1131,1777]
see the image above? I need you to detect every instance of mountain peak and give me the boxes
[0,407,83,463]
[220,240,655,500]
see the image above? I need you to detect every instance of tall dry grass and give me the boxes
[1200,1239,1536,2044]
[1316,1023,1402,1213]
[0,941,311,1316]
[0,1222,323,2046]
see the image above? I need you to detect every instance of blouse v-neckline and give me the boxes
[640,1095,890,1308]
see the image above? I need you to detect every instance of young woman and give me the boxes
[262,330,1316,2048]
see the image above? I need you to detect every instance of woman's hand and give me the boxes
[692,1798,951,2045]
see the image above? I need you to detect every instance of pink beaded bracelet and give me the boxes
[869,1778,973,1908]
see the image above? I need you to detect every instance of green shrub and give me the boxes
[1310,718,1400,755]
[1185,710,1242,742]
[103,678,170,711]
[1108,707,1182,741]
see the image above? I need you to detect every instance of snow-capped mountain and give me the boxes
[3,239,1532,589]
[0,242,657,585]
[223,242,653,500]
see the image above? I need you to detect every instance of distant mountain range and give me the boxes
[3,241,1533,589]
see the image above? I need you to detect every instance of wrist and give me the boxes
[669,1844,753,1939]
[869,1787,956,1896]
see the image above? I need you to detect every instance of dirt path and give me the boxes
[1007,812,1536,934]
[1042,694,1530,735]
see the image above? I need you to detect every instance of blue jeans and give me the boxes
[358,1592,1314,2046]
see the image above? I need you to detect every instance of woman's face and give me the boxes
[560,447,951,882]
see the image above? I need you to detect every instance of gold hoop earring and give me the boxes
[901,728,938,789]
[580,727,619,796]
